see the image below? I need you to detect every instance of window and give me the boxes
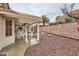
[6,19,12,36]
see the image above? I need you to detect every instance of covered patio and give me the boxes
[0,3,41,55]
[15,22,40,46]
[0,9,41,46]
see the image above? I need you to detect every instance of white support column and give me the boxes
[25,24,31,46]
[37,24,40,42]
[25,25,28,43]
[27,25,31,46]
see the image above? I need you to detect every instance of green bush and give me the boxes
[58,22,63,24]
[65,17,72,23]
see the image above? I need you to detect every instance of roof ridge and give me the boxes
[10,9,41,18]
[0,8,41,18]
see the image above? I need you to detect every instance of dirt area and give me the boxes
[24,33,79,56]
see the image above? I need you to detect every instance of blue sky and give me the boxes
[9,3,79,22]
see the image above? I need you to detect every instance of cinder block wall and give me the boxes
[40,22,79,39]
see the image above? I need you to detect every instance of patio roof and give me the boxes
[0,3,42,24]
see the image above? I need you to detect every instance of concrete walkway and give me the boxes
[0,39,28,56]
[24,33,79,56]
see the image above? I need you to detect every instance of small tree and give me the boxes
[60,3,79,24]
[42,15,49,26]
[60,3,75,15]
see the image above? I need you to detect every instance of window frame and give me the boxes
[6,19,12,36]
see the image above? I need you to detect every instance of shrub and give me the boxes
[58,22,63,24]
[65,17,72,23]
[49,21,65,25]
[49,23,55,25]
[49,23,57,25]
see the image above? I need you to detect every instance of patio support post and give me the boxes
[27,24,31,46]
[37,23,40,42]
[25,25,28,43]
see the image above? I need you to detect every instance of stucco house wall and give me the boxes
[0,16,2,50]
[0,16,15,50]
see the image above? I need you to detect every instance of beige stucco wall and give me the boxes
[0,16,15,50]
[0,16,2,50]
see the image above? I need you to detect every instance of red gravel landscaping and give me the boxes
[24,33,79,56]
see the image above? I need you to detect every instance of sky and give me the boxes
[9,3,79,22]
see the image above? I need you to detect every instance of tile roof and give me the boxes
[0,3,42,24]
